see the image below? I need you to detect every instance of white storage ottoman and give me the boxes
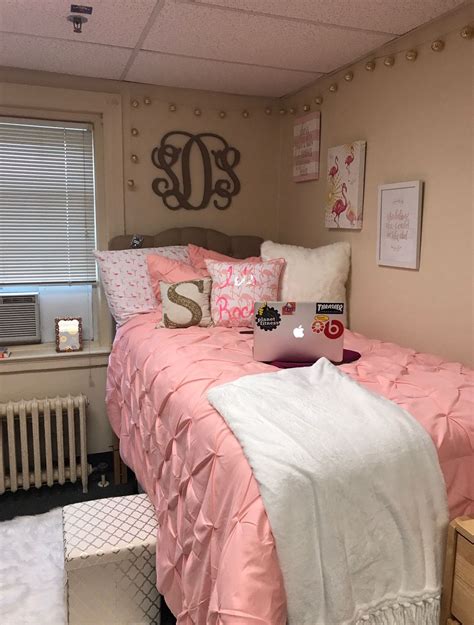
[62,494,161,625]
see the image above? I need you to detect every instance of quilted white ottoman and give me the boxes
[62,494,161,625]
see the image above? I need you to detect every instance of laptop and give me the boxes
[253,301,345,363]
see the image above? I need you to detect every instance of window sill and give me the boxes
[0,341,111,374]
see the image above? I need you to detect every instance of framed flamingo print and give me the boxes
[325,141,366,229]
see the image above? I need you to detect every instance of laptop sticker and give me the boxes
[316,303,345,315]
[256,304,281,331]
[311,316,344,339]
[312,315,329,334]
[282,302,296,315]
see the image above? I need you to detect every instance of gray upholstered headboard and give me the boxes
[108,227,263,258]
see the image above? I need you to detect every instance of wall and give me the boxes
[0,67,280,240]
[277,5,473,366]
[0,69,280,452]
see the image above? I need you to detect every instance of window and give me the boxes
[0,117,97,285]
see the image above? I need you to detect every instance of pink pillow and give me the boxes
[205,258,285,327]
[147,255,207,301]
[188,244,261,272]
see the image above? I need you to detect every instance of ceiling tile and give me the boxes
[0,33,131,79]
[0,0,157,48]
[195,0,465,35]
[126,50,321,97]
[143,1,392,73]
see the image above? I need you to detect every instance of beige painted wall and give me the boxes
[277,5,474,366]
[0,67,280,240]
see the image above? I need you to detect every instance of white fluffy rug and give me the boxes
[0,509,66,625]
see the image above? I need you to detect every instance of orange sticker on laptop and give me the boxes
[312,315,329,334]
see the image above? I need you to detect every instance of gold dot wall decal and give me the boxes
[405,49,418,61]
[431,39,445,51]
[131,128,139,136]
[365,60,376,71]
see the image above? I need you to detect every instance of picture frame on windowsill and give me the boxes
[55,317,83,353]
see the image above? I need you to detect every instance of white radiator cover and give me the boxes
[0,394,91,494]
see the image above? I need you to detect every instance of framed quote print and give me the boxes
[377,180,423,269]
[293,111,321,182]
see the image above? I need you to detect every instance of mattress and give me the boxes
[106,312,474,625]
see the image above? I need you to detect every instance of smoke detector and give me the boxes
[67,4,93,34]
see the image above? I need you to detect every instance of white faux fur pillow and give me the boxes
[261,240,351,323]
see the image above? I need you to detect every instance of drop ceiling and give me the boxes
[0,0,466,97]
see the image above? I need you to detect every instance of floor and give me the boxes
[0,458,176,624]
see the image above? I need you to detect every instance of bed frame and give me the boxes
[109,226,263,258]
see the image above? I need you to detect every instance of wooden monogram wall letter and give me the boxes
[151,131,241,210]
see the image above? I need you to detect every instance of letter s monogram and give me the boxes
[163,280,204,328]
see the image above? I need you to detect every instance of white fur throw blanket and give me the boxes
[208,358,448,625]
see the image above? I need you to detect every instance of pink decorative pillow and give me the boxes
[94,246,190,326]
[147,255,207,302]
[188,244,261,272]
[205,258,285,327]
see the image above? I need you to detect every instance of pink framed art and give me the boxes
[293,112,321,182]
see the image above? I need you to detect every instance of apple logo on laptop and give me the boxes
[293,325,305,339]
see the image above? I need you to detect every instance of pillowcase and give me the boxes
[159,278,212,328]
[188,243,261,272]
[205,258,285,328]
[94,246,190,326]
[147,255,207,302]
[260,240,350,324]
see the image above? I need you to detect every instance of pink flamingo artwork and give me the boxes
[331,183,348,226]
[345,145,355,173]
[328,155,339,179]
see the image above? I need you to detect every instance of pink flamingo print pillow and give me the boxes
[94,246,190,326]
[205,258,285,327]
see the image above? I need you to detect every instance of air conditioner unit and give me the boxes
[0,293,41,344]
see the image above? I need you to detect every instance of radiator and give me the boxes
[0,394,91,495]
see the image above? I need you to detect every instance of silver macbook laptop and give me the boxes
[253,302,345,363]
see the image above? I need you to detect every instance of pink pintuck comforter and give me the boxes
[106,312,474,625]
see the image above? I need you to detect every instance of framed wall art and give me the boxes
[293,111,321,182]
[377,180,424,269]
[325,141,366,229]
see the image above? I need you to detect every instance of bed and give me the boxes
[105,228,474,625]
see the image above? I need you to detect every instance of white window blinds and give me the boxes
[0,117,97,284]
